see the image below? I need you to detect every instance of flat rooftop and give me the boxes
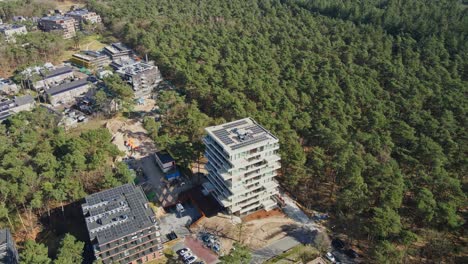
[205,117,278,151]
[82,183,157,245]
[0,24,25,31]
[66,9,95,16]
[116,61,155,76]
[104,43,131,54]
[72,51,107,61]
[155,151,175,164]
[0,95,34,112]
[40,15,74,22]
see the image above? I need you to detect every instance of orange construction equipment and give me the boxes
[127,138,137,149]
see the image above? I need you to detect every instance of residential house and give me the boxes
[28,66,75,91]
[66,9,102,29]
[45,78,91,106]
[0,24,27,42]
[0,79,20,95]
[0,95,35,122]
[38,15,76,39]
[103,43,133,60]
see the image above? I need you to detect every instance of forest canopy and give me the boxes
[0,108,134,241]
[88,0,467,260]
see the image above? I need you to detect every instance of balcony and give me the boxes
[261,198,278,211]
[263,180,279,190]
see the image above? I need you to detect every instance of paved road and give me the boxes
[280,191,314,226]
[159,201,200,242]
[138,155,193,207]
[251,236,301,264]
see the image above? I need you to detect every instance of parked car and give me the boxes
[177,248,190,256]
[185,256,197,264]
[182,252,193,260]
[332,238,345,250]
[345,248,359,259]
[176,203,185,214]
[325,252,336,263]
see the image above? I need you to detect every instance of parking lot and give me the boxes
[159,200,201,242]
[173,236,219,264]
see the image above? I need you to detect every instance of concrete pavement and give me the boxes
[138,155,193,207]
[251,236,301,264]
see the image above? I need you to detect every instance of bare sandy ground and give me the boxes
[192,212,300,254]
[107,99,157,159]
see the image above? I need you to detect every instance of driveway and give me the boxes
[250,226,317,264]
[139,155,193,207]
[251,236,300,264]
[159,200,201,242]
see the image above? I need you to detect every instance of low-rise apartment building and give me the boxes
[0,79,20,95]
[113,60,162,99]
[0,95,35,121]
[203,118,281,215]
[103,43,133,60]
[29,66,75,91]
[0,229,19,264]
[66,9,102,29]
[0,24,27,42]
[45,78,91,106]
[71,50,111,69]
[82,183,163,264]
[38,15,76,39]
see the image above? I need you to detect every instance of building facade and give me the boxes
[82,184,163,264]
[0,95,35,121]
[103,43,133,60]
[71,50,111,69]
[45,78,91,106]
[38,16,76,39]
[0,229,19,264]
[0,24,27,42]
[0,79,20,95]
[30,66,75,91]
[114,61,162,99]
[66,9,102,29]
[203,118,281,215]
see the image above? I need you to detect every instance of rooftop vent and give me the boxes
[234,128,250,141]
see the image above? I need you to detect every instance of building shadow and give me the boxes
[37,199,94,264]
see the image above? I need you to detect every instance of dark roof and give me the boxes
[40,15,74,22]
[155,151,175,164]
[0,95,34,112]
[46,79,88,96]
[0,228,18,263]
[15,95,34,106]
[81,184,157,245]
[43,66,73,79]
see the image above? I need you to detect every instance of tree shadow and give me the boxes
[280,224,317,245]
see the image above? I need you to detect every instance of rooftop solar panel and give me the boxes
[223,119,248,129]
[231,134,270,150]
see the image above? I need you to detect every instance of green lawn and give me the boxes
[264,245,320,264]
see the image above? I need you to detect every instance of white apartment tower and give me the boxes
[203,118,281,215]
